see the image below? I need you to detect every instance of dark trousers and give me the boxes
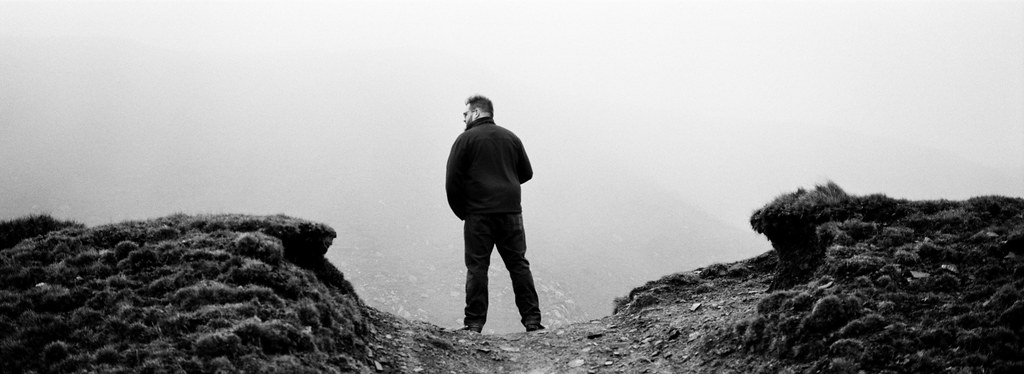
[463,213,541,328]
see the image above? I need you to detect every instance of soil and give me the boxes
[365,266,774,374]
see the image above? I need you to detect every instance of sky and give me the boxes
[2,0,1022,332]
[2,0,1021,227]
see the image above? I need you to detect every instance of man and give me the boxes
[446,95,543,333]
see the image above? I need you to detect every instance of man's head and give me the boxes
[463,95,493,125]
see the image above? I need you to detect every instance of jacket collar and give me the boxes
[465,116,495,131]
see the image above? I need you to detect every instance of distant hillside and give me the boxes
[0,214,370,373]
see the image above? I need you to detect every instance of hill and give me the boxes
[733,182,1024,372]
[2,182,1022,373]
[0,214,371,373]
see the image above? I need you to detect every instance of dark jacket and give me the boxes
[446,117,533,220]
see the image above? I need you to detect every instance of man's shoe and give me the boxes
[459,325,483,333]
[525,323,545,332]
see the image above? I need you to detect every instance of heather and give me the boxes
[734,182,1024,373]
[0,214,85,251]
[0,214,370,373]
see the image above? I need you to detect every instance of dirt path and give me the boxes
[365,270,772,373]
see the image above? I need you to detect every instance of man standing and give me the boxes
[446,95,543,333]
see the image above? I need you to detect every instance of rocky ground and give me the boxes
[364,256,776,374]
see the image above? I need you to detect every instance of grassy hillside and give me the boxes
[609,182,1023,373]
[738,182,1024,372]
[0,214,370,373]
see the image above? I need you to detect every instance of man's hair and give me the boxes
[465,95,494,117]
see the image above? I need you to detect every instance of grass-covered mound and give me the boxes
[736,182,1024,373]
[0,214,85,250]
[0,214,371,373]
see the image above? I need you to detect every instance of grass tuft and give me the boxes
[42,340,71,362]
[194,330,244,357]
[231,232,285,266]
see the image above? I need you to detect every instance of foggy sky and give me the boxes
[3,1,1021,228]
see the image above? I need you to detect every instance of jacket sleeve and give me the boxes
[517,139,533,184]
[445,137,468,220]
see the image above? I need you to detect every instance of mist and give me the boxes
[2,1,1022,332]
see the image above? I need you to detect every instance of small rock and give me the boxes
[581,347,592,353]
[569,359,585,368]
[690,302,702,311]
[500,346,520,352]
[413,368,424,373]
[667,329,681,341]
[374,361,383,371]
[688,332,701,342]
[604,361,614,366]
[817,281,834,289]
[557,330,565,335]
[477,348,492,353]
[941,264,958,273]
[910,271,930,279]
[385,334,393,339]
